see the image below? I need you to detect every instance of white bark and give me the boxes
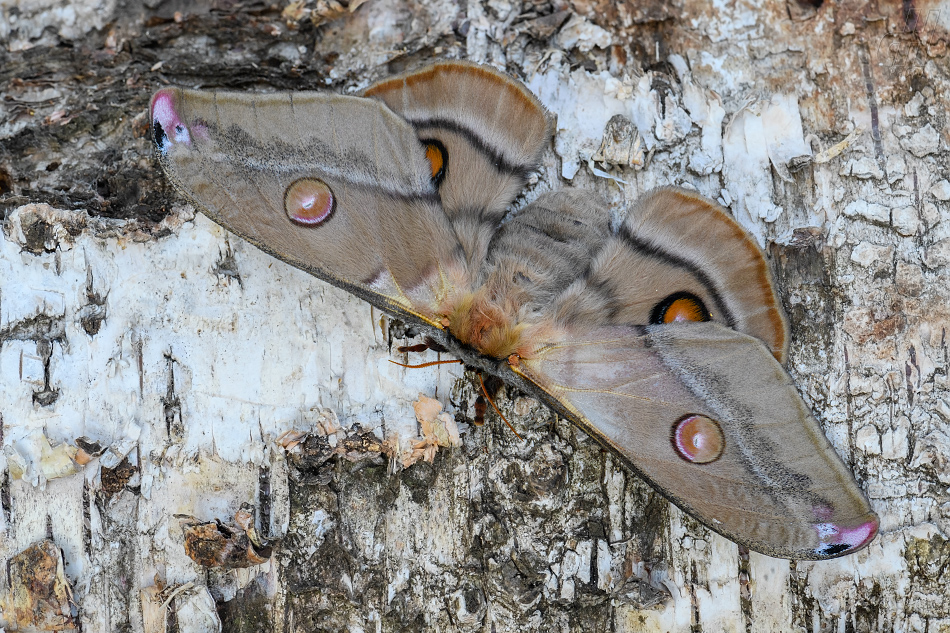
[1,0,948,630]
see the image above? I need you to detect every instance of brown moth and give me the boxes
[150,61,878,560]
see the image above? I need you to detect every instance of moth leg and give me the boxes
[472,373,499,426]
[390,337,458,369]
[473,374,523,440]
[390,359,462,369]
[397,343,431,354]
[396,337,449,354]
[473,372,508,426]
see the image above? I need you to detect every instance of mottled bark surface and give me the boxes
[1,0,949,631]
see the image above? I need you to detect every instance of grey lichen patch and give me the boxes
[904,533,950,616]
[213,241,243,287]
[788,561,892,632]
[216,578,273,632]
[78,268,108,336]
[770,232,837,363]
[282,462,393,627]
[900,124,941,158]
[400,459,439,505]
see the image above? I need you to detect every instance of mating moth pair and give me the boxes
[150,61,877,560]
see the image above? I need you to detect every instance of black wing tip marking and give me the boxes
[816,543,852,557]
[152,119,167,151]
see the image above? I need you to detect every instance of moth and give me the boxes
[150,61,878,560]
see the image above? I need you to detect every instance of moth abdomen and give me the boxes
[479,191,613,316]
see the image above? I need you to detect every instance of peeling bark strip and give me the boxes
[2,0,950,631]
[1,540,78,631]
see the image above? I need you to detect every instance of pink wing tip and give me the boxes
[814,515,879,557]
[150,89,190,149]
[838,517,879,550]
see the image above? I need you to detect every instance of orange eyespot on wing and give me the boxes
[651,292,711,324]
[671,415,724,464]
[284,178,334,226]
[423,140,447,184]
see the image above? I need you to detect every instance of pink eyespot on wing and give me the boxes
[285,178,334,226]
[812,504,834,521]
[191,120,210,141]
[671,414,725,464]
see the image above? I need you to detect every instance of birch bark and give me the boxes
[1,0,948,630]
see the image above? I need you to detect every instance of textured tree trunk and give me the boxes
[1,0,948,630]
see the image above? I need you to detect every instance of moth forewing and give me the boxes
[515,323,877,560]
[150,87,468,323]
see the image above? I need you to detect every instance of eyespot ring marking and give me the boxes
[671,414,724,464]
[285,178,334,226]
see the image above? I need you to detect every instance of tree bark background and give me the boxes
[1,0,949,631]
